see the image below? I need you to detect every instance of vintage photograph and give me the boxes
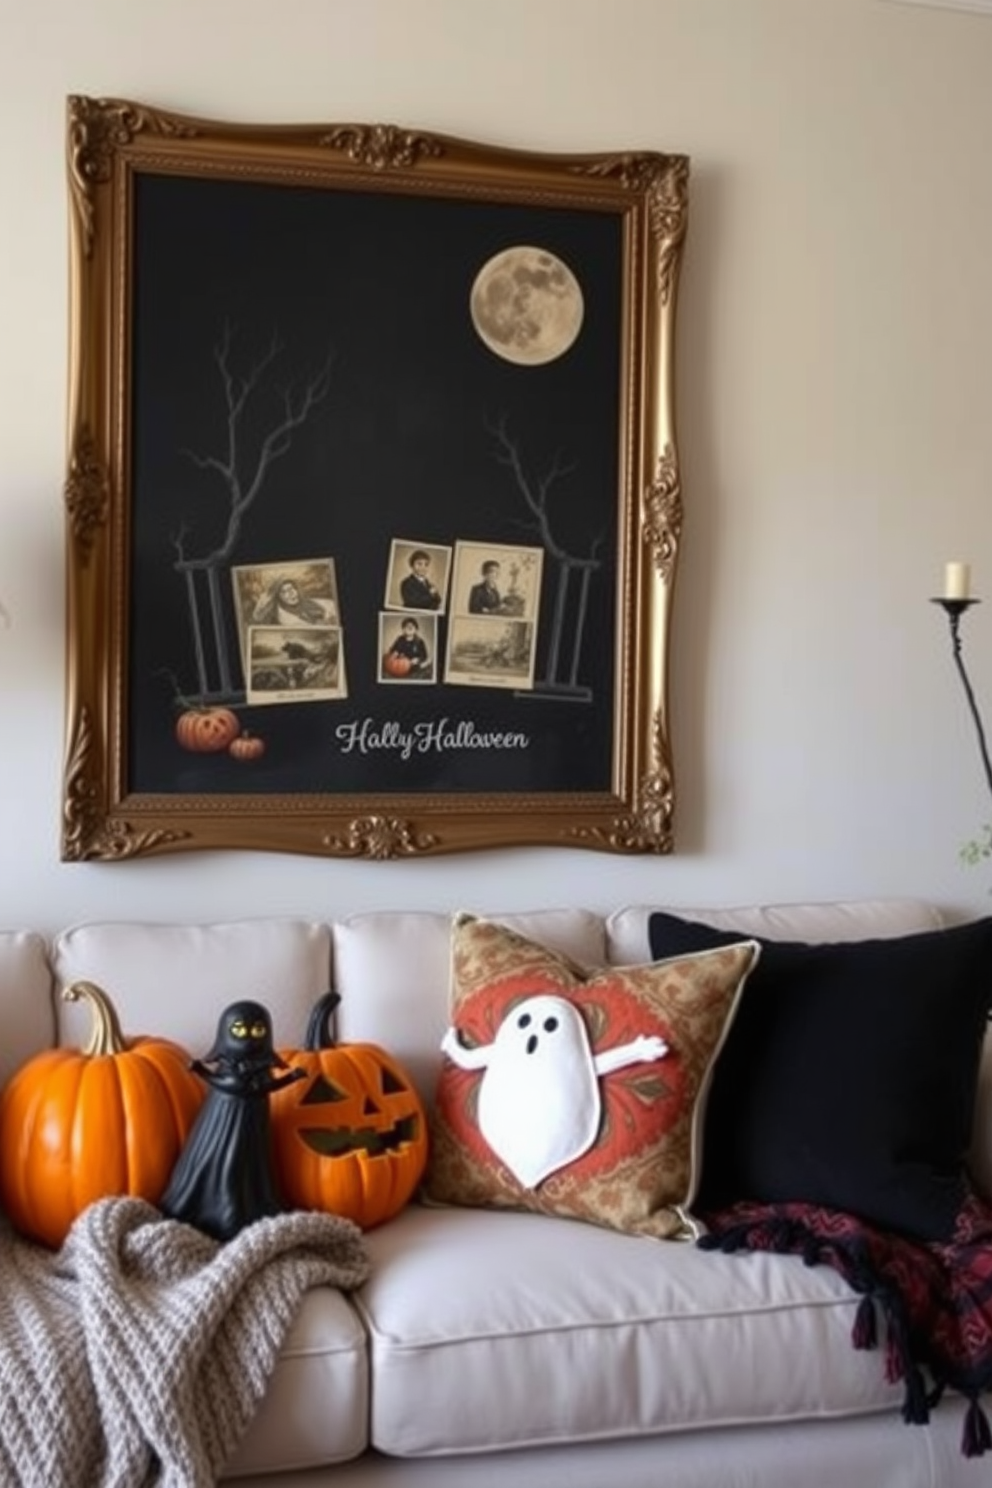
[444,616,536,690]
[451,542,544,622]
[232,559,341,673]
[378,612,437,684]
[384,540,451,615]
[246,625,346,705]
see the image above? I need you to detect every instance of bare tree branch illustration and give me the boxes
[486,412,603,569]
[177,324,334,568]
[485,413,603,700]
[170,326,335,701]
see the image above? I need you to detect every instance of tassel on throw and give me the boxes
[962,1397,992,1459]
[852,1294,877,1351]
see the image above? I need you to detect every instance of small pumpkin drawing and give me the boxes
[175,705,241,753]
[228,732,265,762]
[270,991,428,1229]
[0,981,205,1248]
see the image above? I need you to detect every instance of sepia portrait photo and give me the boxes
[383,539,452,615]
[450,541,543,623]
[231,558,341,673]
[378,611,437,684]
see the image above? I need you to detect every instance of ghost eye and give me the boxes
[250,1022,267,1038]
[230,1020,249,1038]
[543,1017,559,1033]
[517,1012,532,1028]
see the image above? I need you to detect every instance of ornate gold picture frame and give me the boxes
[61,97,688,861]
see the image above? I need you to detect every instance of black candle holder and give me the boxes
[931,596,992,803]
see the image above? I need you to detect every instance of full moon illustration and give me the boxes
[470,246,584,366]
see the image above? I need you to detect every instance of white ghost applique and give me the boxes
[440,994,669,1188]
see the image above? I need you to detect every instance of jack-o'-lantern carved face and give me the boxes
[270,992,428,1229]
[296,1062,420,1157]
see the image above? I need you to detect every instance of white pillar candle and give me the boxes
[943,561,971,600]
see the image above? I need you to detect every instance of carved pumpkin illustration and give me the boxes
[228,732,266,762]
[271,992,428,1228]
[383,651,412,678]
[0,981,205,1248]
[175,705,241,753]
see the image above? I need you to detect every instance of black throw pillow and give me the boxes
[647,912,992,1242]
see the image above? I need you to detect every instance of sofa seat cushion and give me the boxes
[222,1286,370,1476]
[354,1204,903,1457]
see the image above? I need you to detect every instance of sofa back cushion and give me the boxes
[0,931,56,1084]
[605,897,944,966]
[51,919,332,1057]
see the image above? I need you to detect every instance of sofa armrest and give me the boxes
[969,1026,992,1201]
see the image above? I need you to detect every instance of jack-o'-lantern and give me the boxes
[271,992,427,1228]
[175,705,241,753]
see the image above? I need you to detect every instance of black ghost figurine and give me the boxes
[160,999,305,1242]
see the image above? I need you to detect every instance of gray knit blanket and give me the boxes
[0,1197,371,1487]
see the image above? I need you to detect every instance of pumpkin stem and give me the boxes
[62,980,127,1056]
[304,991,342,1051]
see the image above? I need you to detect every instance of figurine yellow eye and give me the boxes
[230,1020,249,1038]
[250,1022,267,1039]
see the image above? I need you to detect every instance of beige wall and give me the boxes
[2,0,992,931]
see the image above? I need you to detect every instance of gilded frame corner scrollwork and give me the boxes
[61,96,688,862]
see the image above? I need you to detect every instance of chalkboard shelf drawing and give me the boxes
[60,96,688,860]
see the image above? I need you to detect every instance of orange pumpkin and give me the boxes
[383,652,412,678]
[0,981,205,1248]
[271,992,428,1229]
[175,705,241,752]
[228,732,265,762]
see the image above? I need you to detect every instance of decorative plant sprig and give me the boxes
[960,822,992,868]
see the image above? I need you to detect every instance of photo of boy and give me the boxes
[379,613,436,683]
[451,541,543,623]
[384,540,451,614]
[401,550,443,611]
[467,559,504,614]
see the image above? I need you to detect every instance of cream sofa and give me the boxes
[1,896,989,1488]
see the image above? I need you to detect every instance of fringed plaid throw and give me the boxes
[699,1191,992,1458]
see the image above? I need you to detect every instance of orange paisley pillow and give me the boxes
[423,914,760,1240]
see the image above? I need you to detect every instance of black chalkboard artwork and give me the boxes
[61,98,688,861]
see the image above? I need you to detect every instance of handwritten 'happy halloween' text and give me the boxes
[335,717,530,761]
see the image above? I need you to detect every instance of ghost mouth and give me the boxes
[299,1115,419,1157]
